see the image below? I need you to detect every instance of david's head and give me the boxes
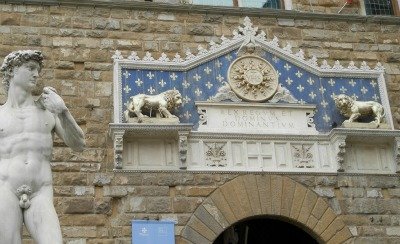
[0,50,44,92]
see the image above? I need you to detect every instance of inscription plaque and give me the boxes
[196,102,318,134]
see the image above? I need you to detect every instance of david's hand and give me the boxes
[41,86,67,114]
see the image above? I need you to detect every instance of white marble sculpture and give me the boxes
[0,50,85,244]
[333,94,385,127]
[124,89,182,123]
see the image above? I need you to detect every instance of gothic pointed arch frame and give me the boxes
[111,16,393,129]
[180,174,353,244]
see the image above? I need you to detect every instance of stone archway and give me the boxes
[181,174,353,244]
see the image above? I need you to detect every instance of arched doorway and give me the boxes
[181,174,353,244]
[213,216,319,244]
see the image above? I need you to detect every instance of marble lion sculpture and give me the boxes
[333,94,385,126]
[124,89,183,123]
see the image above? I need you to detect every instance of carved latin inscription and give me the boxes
[195,102,318,135]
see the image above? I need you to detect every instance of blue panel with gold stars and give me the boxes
[121,50,381,132]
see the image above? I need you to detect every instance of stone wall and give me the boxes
[0,1,399,243]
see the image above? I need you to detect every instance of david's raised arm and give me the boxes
[40,86,85,152]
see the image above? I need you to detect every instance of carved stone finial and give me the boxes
[333,94,386,128]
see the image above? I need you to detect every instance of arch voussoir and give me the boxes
[255,174,272,214]
[209,189,237,225]
[297,189,319,224]
[290,183,308,219]
[270,175,283,215]
[242,174,262,215]
[219,178,252,220]
[281,177,296,217]
[202,199,230,229]
[181,174,353,244]
[186,215,215,242]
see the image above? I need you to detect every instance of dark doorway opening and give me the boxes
[213,217,319,244]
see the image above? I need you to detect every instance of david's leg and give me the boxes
[23,186,62,244]
[0,186,23,244]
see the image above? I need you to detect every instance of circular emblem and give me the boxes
[228,55,279,102]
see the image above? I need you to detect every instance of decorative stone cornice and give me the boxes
[2,0,400,24]
[109,123,193,137]
[113,17,385,79]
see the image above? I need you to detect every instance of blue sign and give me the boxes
[132,220,175,244]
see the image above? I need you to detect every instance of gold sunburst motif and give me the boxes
[228,55,278,102]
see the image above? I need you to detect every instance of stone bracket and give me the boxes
[109,123,193,170]
[395,137,400,173]
[178,131,190,170]
[330,134,347,172]
[330,128,400,173]
[111,130,125,169]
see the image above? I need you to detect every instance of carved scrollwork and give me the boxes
[333,136,347,172]
[292,144,314,168]
[113,131,125,169]
[306,111,316,128]
[179,132,189,170]
[205,143,227,167]
[209,82,242,102]
[395,137,400,173]
[197,108,207,126]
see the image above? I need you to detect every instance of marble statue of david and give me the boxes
[0,50,85,243]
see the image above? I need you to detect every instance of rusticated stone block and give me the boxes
[136,186,169,196]
[63,227,97,238]
[94,198,112,214]
[185,186,216,197]
[173,197,202,213]
[147,197,172,213]
[187,24,214,36]
[64,198,94,214]
[60,214,107,226]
